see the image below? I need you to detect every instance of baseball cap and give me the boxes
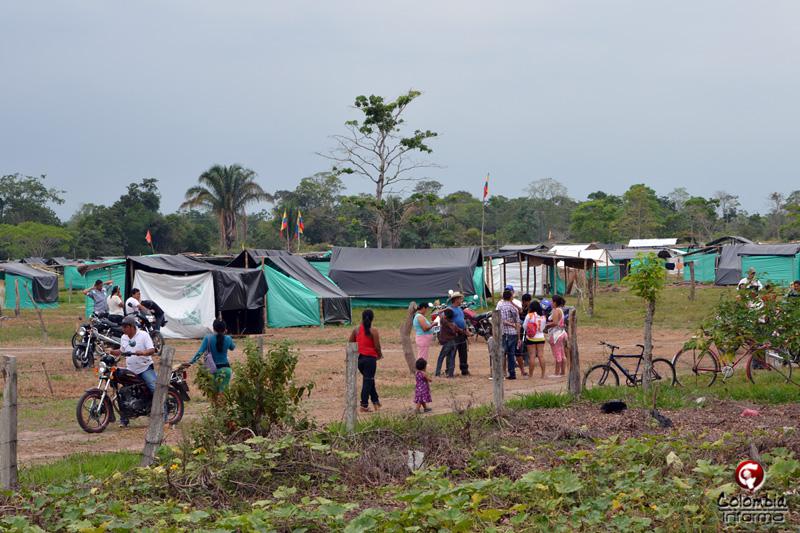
[504,284,514,291]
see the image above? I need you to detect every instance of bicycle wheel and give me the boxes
[672,347,720,387]
[583,364,620,389]
[649,358,676,386]
[747,349,794,386]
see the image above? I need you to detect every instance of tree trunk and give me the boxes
[642,299,655,391]
[375,177,385,248]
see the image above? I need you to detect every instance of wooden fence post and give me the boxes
[688,261,696,301]
[490,310,504,414]
[0,355,18,490]
[141,345,174,467]
[399,302,418,375]
[567,307,581,396]
[344,342,358,434]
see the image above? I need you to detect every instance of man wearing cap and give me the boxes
[83,279,113,317]
[109,315,157,427]
[737,268,763,292]
[448,292,470,376]
[496,284,522,311]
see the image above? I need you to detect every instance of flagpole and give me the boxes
[480,173,489,253]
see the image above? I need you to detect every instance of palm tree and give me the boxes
[182,164,271,250]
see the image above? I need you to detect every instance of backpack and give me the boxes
[525,313,540,340]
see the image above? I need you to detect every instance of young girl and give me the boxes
[522,300,547,378]
[546,295,567,377]
[414,358,432,413]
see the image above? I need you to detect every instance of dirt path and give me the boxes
[4,325,692,463]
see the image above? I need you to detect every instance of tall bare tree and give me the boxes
[320,91,438,248]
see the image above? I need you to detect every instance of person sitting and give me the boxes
[787,280,800,298]
[141,299,167,331]
[738,268,763,292]
[125,288,149,316]
[106,285,124,324]
[109,315,156,427]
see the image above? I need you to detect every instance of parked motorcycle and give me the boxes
[71,321,121,370]
[76,353,190,433]
[430,296,491,341]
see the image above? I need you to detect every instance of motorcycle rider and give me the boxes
[125,288,149,316]
[83,279,113,317]
[140,299,167,331]
[448,292,470,376]
[109,315,156,427]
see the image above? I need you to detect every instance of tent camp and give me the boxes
[0,263,59,310]
[715,244,800,286]
[263,255,351,327]
[328,247,485,307]
[227,249,292,269]
[125,255,267,338]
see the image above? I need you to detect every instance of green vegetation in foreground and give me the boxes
[19,451,139,487]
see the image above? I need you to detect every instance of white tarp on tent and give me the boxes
[487,258,545,296]
[134,270,215,339]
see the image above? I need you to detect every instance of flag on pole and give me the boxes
[145,229,152,244]
[280,209,288,235]
[482,174,489,203]
[296,210,304,238]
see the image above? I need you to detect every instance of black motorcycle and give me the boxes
[76,353,190,433]
[71,321,121,370]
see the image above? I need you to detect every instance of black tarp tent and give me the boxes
[228,249,292,268]
[0,263,59,309]
[328,247,484,306]
[263,255,351,327]
[125,255,267,335]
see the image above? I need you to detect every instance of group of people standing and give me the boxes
[83,280,165,330]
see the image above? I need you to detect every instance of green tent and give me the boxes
[64,263,91,290]
[309,261,330,278]
[82,260,126,316]
[741,255,798,286]
[1,264,59,310]
[683,253,718,283]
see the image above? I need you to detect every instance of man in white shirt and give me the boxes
[125,288,149,316]
[737,268,764,292]
[110,315,156,427]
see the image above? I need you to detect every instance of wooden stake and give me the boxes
[344,342,358,434]
[22,283,47,342]
[140,345,174,467]
[567,307,581,396]
[490,310,504,414]
[587,261,594,317]
[517,253,523,292]
[689,261,696,301]
[399,302,418,374]
[0,355,18,489]
[14,279,20,318]
[41,361,54,397]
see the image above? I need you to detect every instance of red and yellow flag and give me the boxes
[296,210,305,237]
[145,229,152,244]
[482,174,489,202]
[280,209,288,235]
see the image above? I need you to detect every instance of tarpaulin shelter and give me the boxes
[78,260,127,316]
[125,255,267,337]
[521,252,598,309]
[263,255,351,327]
[682,251,718,283]
[715,244,800,286]
[328,247,485,307]
[608,248,674,278]
[549,244,618,283]
[485,245,549,296]
[227,249,292,268]
[0,263,59,310]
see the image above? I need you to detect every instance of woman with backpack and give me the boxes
[521,300,547,379]
[348,309,383,412]
[546,295,567,377]
[190,319,235,393]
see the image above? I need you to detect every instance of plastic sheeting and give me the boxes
[683,253,718,283]
[266,256,350,324]
[741,256,797,286]
[134,271,215,339]
[0,263,59,308]
[329,247,481,300]
[265,267,321,327]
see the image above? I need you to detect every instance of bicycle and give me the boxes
[671,337,794,387]
[583,341,676,388]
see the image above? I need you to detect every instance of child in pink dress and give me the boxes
[414,358,432,413]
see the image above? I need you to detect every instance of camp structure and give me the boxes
[608,248,674,278]
[682,249,719,283]
[227,249,292,269]
[0,263,59,311]
[327,247,485,307]
[263,255,351,327]
[715,244,800,286]
[549,244,618,283]
[485,245,549,296]
[521,251,599,312]
[124,255,267,338]
[78,260,127,316]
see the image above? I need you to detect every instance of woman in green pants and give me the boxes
[191,319,235,393]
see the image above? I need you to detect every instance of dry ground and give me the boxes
[2,323,692,464]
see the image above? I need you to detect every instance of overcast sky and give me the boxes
[2,1,799,220]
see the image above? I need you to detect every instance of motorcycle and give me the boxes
[71,320,121,370]
[430,296,492,341]
[76,353,191,433]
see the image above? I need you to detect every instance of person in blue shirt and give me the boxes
[190,319,235,394]
[448,292,470,376]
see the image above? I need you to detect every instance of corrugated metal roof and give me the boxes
[627,238,678,247]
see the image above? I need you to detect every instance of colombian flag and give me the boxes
[482,174,489,203]
[280,209,288,235]
[296,210,305,237]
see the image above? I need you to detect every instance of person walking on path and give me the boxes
[348,309,383,412]
[414,358,433,413]
[435,308,465,378]
[190,319,235,395]
[497,289,520,380]
[522,300,547,379]
[448,292,471,376]
[546,295,567,377]
[413,302,435,360]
